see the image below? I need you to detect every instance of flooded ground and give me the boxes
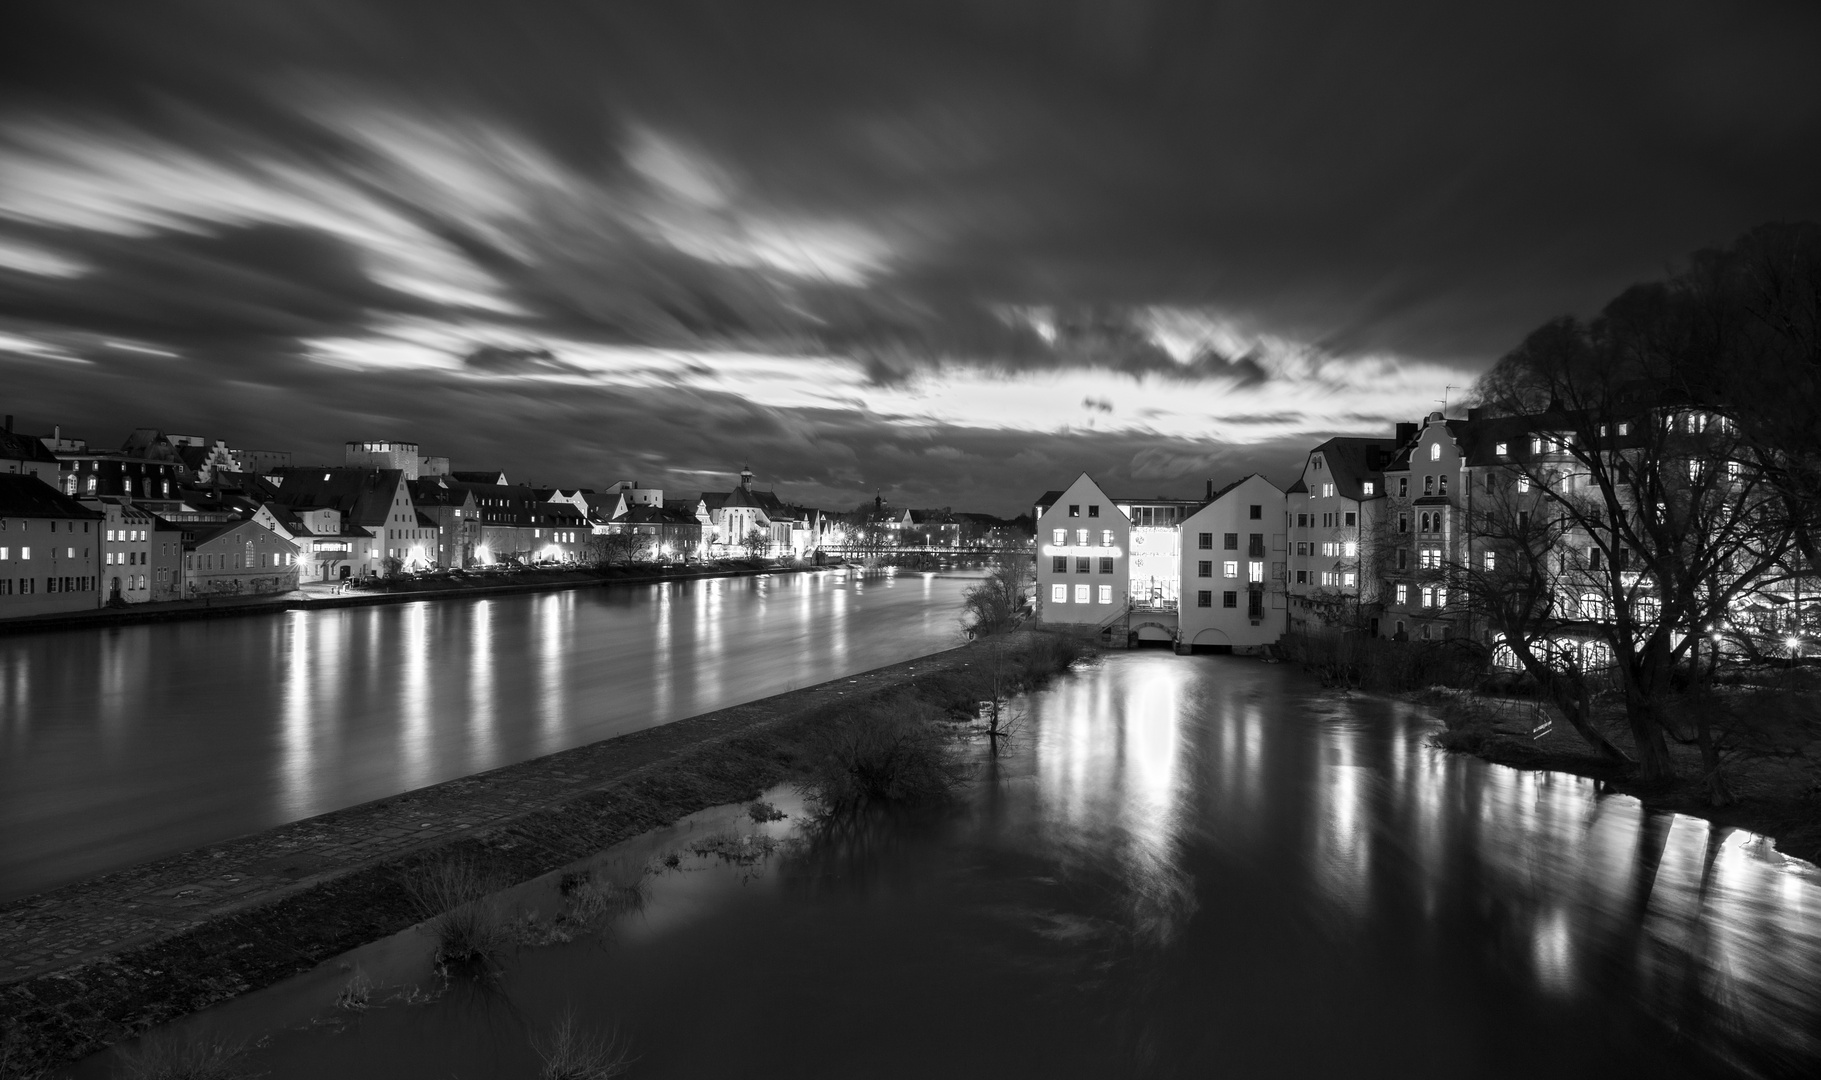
[72,652,1821,1079]
[0,569,975,899]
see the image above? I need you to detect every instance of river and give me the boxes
[0,569,979,901]
[79,651,1821,1079]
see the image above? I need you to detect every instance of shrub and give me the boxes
[797,698,970,813]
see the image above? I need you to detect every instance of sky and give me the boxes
[2,2,1819,514]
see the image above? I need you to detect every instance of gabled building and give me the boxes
[84,497,175,604]
[607,504,704,560]
[0,474,103,618]
[1032,473,1130,627]
[408,477,481,569]
[1285,434,1402,637]
[266,467,423,577]
[1179,473,1287,652]
[181,518,299,597]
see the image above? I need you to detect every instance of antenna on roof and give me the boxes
[1437,385,1458,414]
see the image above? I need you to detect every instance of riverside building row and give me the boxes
[1033,404,1818,658]
[1,418,1027,619]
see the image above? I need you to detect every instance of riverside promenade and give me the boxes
[0,639,986,1069]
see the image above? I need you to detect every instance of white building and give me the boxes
[1033,473,1129,626]
[1177,474,1287,653]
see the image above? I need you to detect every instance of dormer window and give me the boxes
[1495,442,1508,456]
[1361,482,1375,495]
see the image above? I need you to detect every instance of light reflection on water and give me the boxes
[83,651,1820,1079]
[0,569,977,900]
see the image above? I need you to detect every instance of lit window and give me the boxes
[1429,443,1441,461]
[1223,561,1238,578]
[1343,541,1357,557]
[1051,584,1067,603]
[1249,561,1264,583]
[1495,442,1508,456]
[1530,437,1543,454]
[1052,528,1066,544]
[1102,530,1114,547]
[1517,476,1530,493]
[1421,586,1434,607]
[1618,422,1629,435]
[1343,572,1356,587]
[1098,585,1112,604]
[1074,584,1089,604]
[1484,551,1496,571]
[1395,583,1408,604]
[1362,482,1375,495]
[1436,587,1448,607]
[1077,529,1090,546]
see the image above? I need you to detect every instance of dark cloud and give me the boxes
[2,0,1819,508]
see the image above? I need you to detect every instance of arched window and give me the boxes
[1429,443,1441,461]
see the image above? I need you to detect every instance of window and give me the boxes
[1197,590,1212,608]
[1517,476,1530,493]
[1343,541,1357,557]
[1099,557,1114,574]
[1396,513,1408,534]
[1397,477,1408,497]
[1198,560,1213,578]
[1077,529,1089,545]
[1223,561,1238,578]
[1088,505,1099,517]
[1530,437,1543,454]
[1424,475,1435,495]
[1439,475,1448,495]
[1052,556,1067,573]
[1249,561,1264,583]
[1068,504,1080,517]
[1342,572,1356,588]
[1618,422,1630,436]
[1396,549,1408,569]
[1436,587,1448,607]
[1589,548,1603,571]
[1296,514,1308,528]
[1198,532,1213,549]
[1420,548,1440,570]
[1222,591,1238,608]
[1323,483,1336,498]
[1429,443,1441,461]
[1362,482,1375,495]
[1421,586,1434,607]
[1076,557,1091,574]
[1249,504,1262,519]
[1052,528,1066,545]
[1295,570,1308,584]
[1224,533,1238,550]
[1051,584,1067,603]
[1518,510,1531,531]
[1074,584,1089,604]
[1098,585,1113,604]
[1295,542,1308,556]
[1395,583,1408,604]
[1484,472,1495,493]
[1248,533,1264,556]
[19,547,28,560]
[1343,511,1356,527]
[1484,551,1496,571]
[1496,442,1508,456]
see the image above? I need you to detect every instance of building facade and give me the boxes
[0,474,104,618]
[1178,474,1286,653]
[182,519,300,597]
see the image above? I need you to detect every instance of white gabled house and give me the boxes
[1177,473,1286,653]
[1033,473,1129,626]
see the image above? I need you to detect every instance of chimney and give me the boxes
[3,415,10,433]
[53,424,61,441]
[1206,479,1214,499]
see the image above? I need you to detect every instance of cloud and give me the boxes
[1,0,1818,509]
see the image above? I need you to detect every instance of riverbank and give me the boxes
[0,628,1092,1073]
[1419,686,1821,865]
[0,561,823,636]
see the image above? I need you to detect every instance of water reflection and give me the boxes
[0,569,980,899]
[72,652,1821,1079]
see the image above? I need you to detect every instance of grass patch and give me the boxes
[403,853,513,977]
[532,1011,631,1080]
[110,1030,247,1080]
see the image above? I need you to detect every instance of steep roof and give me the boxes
[0,473,104,518]
[270,467,404,529]
[408,477,476,508]
[1305,436,1397,500]
[0,431,58,464]
[450,470,508,486]
[618,505,701,527]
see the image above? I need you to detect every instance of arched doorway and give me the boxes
[1190,627,1233,655]
[1130,621,1175,649]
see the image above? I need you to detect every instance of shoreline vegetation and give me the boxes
[0,627,1093,1075]
[1284,632,1821,867]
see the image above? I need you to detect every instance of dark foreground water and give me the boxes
[0,569,976,900]
[77,652,1820,1079]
